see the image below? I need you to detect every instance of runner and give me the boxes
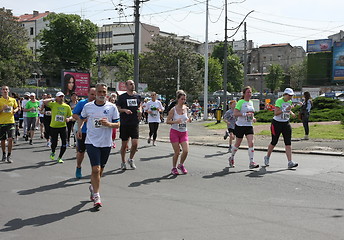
[223,100,236,152]
[263,88,298,169]
[117,80,141,170]
[21,92,30,141]
[43,92,72,163]
[300,91,312,140]
[144,92,164,146]
[24,93,40,145]
[42,93,52,147]
[0,86,18,163]
[166,90,191,175]
[38,94,47,139]
[191,99,201,121]
[72,88,96,178]
[77,83,120,209]
[67,92,78,147]
[228,86,259,169]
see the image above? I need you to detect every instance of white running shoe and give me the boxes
[288,161,298,169]
[128,159,136,169]
[93,195,102,209]
[121,162,127,170]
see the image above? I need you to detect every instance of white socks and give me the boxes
[248,147,254,162]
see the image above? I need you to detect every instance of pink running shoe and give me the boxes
[171,167,179,175]
[177,164,188,174]
[249,162,259,169]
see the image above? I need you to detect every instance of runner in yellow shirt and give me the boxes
[0,86,19,163]
[43,92,72,163]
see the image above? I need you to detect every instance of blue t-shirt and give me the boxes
[73,99,89,133]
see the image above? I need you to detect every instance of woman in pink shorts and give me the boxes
[166,90,191,175]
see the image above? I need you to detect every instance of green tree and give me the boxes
[38,13,97,86]
[289,59,307,90]
[101,51,133,82]
[140,35,203,99]
[265,64,284,93]
[211,42,243,92]
[208,57,223,92]
[0,8,33,86]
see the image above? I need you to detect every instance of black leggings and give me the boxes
[302,113,310,135]
[50,127,67,158]
[270,119,292,146]
[66,121,75,143]
[43,116,51,140]
[148,122,159,141]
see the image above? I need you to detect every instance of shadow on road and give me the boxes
[140,153,174,162]
[0,201,89,232]
[0,161,58,172]
[17,178,88,195]
[245,166,291,178]
[202,167,253,179]
[128,174,177,187]
[204,151,228,158]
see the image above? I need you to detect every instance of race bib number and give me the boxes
[93,118,106,128]
[178,123,186,130]
[281,112,290,120]
[31,108,37,113]
[150,113,157,118]
[127,99,138,107]
[246,115,253,122]
[55,115,65,122]
[45,111,51,116]
[3,106,12,113]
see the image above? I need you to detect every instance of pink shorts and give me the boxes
[170,128,189,143]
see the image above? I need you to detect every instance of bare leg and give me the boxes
[91,165,101,193]
[180,141,189,165]
[285,145,292,161]
[171,142,180,168]
[120,140,128,163]
[129,139,138,159]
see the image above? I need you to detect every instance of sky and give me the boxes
[2,0,344,50]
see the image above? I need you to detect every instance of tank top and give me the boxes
[171,106,189,132]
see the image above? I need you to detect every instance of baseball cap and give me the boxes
[24,92,30,96]
[283,88,295,96]
[56,92,65,97]
[30,93,36,97]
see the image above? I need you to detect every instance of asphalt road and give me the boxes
[1,137,344,240]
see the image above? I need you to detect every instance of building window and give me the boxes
[30,27,34,35]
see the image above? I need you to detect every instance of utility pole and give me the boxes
[243,22,248,87]
[97,50,101,83]
[133,0,140,91]
[203,0,209,120]
[177,59,180,90]
[223,0,228,109]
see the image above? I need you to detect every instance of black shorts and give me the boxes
[227,128,235,133]
[27,117,37,131]
[270,119,292,146]
[120,124,139,141]
[0,124,15,140]
[85,144,111,168]
[234,125,254,138]
[77,133,87,153]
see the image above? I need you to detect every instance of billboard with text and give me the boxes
[61,71,90,97]
[333,41,344,82]
[307,39,332,53]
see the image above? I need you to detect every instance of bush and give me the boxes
[312,97,342,110]
[255,110,274,122]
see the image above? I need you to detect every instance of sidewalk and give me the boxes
[139,120,344,156]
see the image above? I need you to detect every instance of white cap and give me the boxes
[283,88,295,96]
[24,92,30,96]
[56,91,65,97]
[30,92,36,97]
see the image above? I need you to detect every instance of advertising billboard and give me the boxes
[62,71,90,97]
[307,39,332,53]
[333,41,344,82]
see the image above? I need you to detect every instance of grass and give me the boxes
[257,124,344,140]
[204,121,269,130]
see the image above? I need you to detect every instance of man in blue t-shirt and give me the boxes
[72,88,96,178]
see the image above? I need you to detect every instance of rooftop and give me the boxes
[17,11,50,22]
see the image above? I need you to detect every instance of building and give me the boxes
[247,43,306,92]
[17,11,50,56]
[328,30,344,43]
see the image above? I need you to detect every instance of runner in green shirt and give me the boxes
[24,93,40,145]
[44,92,72,163]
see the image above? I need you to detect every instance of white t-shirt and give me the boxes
[235,99,255,126]
[81,101,120,148]
[144,100,164,123]
[38,100,44,117]
[21,99,29,117]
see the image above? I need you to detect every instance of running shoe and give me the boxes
[121,162,127,170]
[57,157,64,163]
[25,135,28,141]
[128,159,136,169]
[93,195,102,209]
[147,138,151,144]
[153,141,156,146]
[89,185,94,201]
[249,162,259,169]
[177,164,188,174]
[49,152,55,161]
[264,156,270,167]
[29,139,33,145]
[228,156,235,168]
[2,154,6,162]
[288,161,298,169]
[75,167,82,179]
[224,131,229,140]
[6,155,13,163]
[171,167,179,175]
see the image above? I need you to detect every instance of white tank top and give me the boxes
[171,107,189,132]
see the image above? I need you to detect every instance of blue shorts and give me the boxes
[85,144,111,168]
